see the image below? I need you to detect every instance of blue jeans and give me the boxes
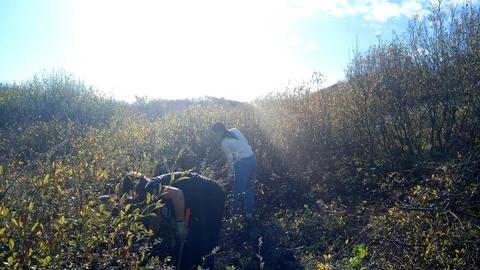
[232,155,257,215]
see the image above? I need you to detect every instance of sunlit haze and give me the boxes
[0,0,464,102]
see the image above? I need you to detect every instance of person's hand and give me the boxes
[176,220,188,242]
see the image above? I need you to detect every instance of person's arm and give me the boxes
[161,187,185,221]
[162,186,188,241]
[221,140,235,177]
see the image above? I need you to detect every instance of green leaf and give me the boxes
[9,239,14,251]
[146,192,152,204]
[43,256,51,265]
[43,174,50,184]
[128,235,133,247]
[146,212,157,217]
[29,201,34,211]
[358,246,367,258]
[155,200,164,209]
[31,222,39,232]
[178,176,190,181]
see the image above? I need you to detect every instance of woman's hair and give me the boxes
[211,121,238,140]
[121,171,148,203]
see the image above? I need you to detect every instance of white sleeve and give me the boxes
[221,140,235,176]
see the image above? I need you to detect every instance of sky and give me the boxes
[0,0,460,102]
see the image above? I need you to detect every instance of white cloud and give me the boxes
[364,14,374,21]
[400,0,423,17]
[370,2,401,22]
[306,42,318,50]
[348,3,369,15]
[286,0,427,23]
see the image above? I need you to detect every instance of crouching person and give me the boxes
[126,171,225,270]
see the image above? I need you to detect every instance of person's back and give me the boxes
[145,172,225,269]
[222,128,254,161]
[148,172,221,215]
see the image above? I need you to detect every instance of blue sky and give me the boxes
[0,0,456,102]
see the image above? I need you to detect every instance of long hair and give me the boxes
[121,171,148,203]
[211,121,238,140]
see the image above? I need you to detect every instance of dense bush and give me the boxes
[0,71,120,129]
